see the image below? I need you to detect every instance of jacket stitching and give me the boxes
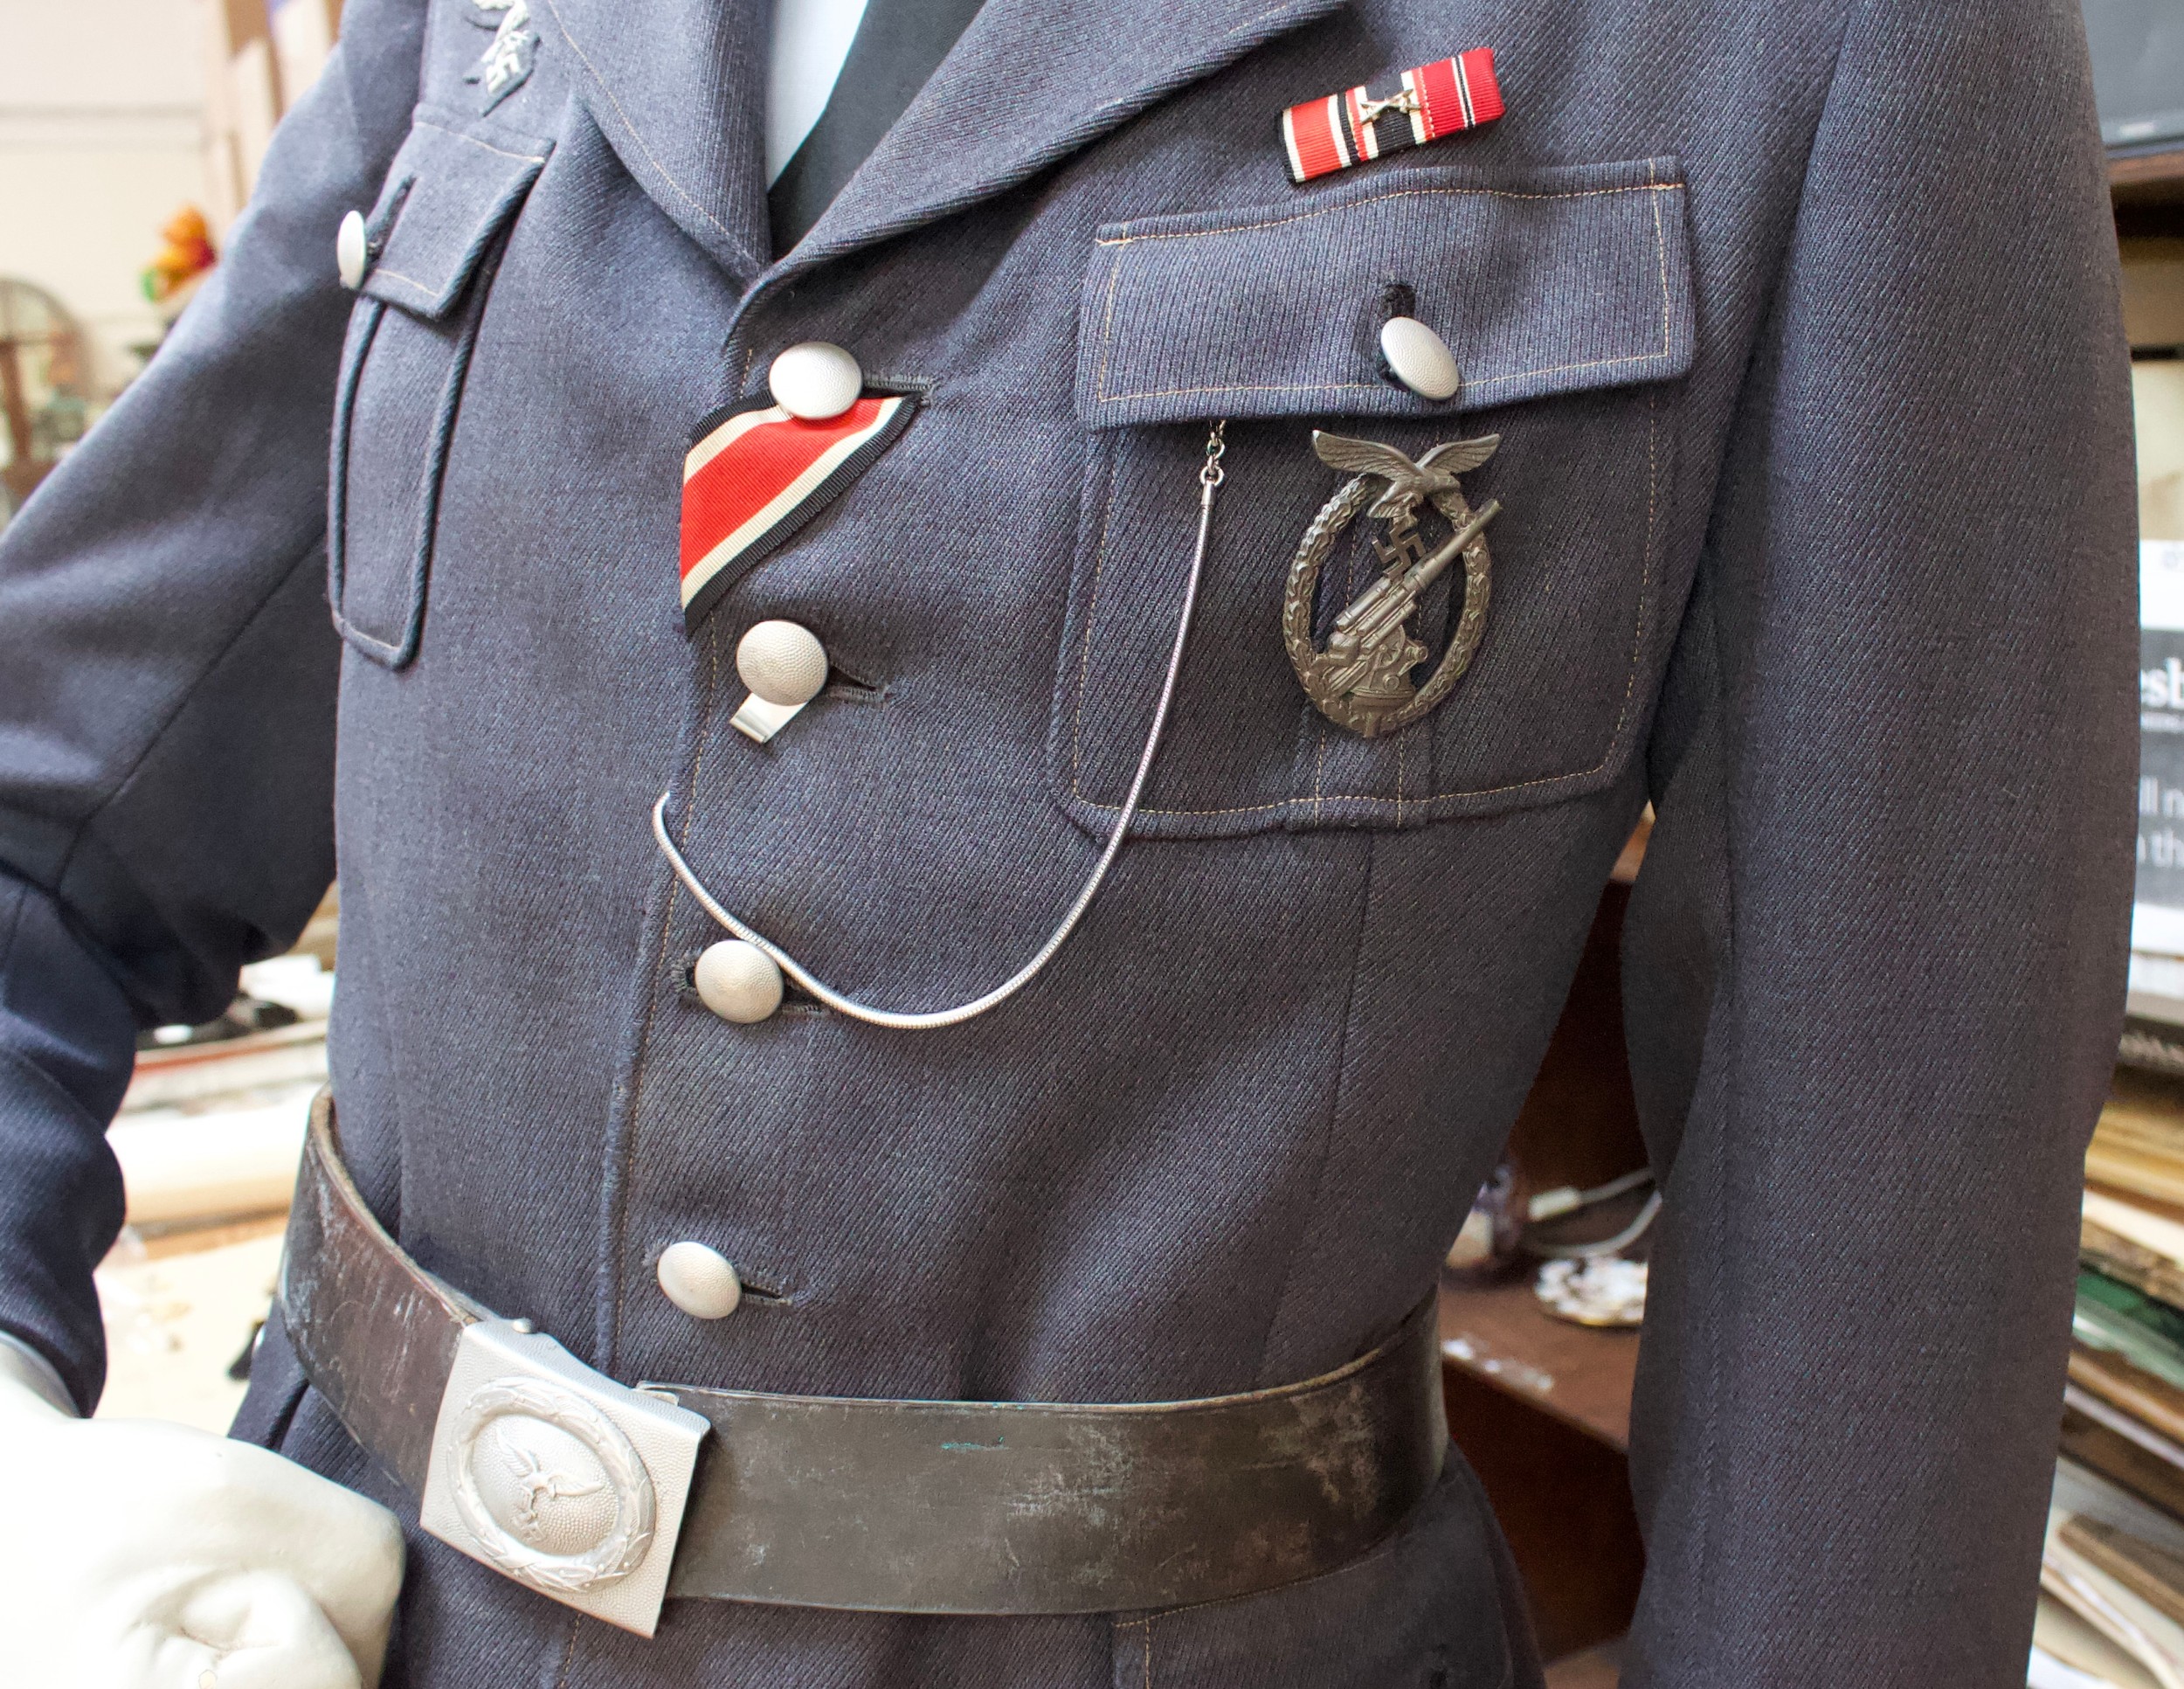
[1094,243,1127,404]
[1109,1612,1156,1686]
[1649,159,1673,356]
[548,1612,581,1689]
[1100,352,1673,405]
[533,0,740,243]
[1065,388,1663,819]
[1095,183,1682,405]
[1068,438,1123,793]
[366,268,439,297]
[409,115,548,166]
[1095,179,1678,246]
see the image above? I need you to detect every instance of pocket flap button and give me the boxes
[769,342,863,420]
[736,620,829,707]
[657,1242,743,1319]
[337,210,369,290]
[695,939,784,1024]
[1379,315,1461,401]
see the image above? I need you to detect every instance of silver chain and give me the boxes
[653,418,1234,1030]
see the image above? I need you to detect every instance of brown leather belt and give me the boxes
[280,1094,1447,1636]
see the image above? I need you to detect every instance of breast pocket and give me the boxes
[328,109,552,669]
[1052,157,1694,838]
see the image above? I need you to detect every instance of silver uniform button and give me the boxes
[1379,315,1461,401]
[768,342,862,420]
[656,1241,743,1319]
[694,938,784,1023]
[736,620,829,707]
[336,210,369,290]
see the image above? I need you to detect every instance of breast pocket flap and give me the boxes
[1077,156,1693,429]
[358,108,553,321]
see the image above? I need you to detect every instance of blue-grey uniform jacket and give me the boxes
[0,0,2137,1682]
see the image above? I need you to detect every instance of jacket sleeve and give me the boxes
[1618,0,2135,1681]
[0,0,424,1413]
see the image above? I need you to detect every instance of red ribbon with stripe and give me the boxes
[1281,49,1503,184]
[679,390,917,632]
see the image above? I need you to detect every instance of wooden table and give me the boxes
[1438,1278,1639,1453]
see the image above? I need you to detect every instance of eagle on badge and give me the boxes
[1310,431,1500,522]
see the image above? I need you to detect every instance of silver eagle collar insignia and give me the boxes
[1282,429,1503,738]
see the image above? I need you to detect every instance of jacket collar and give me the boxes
[536,0,1349,281]
[532,0,775,279]
[789,0,1349,267]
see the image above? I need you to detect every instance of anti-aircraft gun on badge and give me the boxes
[1284,430,1503,738]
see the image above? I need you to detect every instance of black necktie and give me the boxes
[767,0,988,255]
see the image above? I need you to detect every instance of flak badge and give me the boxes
[1280,50,1503,183]
[1283,431,1502,738]
[678,390,917,632]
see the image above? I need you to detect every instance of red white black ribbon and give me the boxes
[679,390,916,632]
[1281,50,1503,184]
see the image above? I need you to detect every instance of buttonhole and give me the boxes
[646,1241,792,1304]
[676,949,829,1016]
[822,664,882,703]
[1374,281,1418,389]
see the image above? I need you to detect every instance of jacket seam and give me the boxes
[408,114,549,166]
[599,620,722,1374]
[548,1610,581,1689]
[366,269,439,297]
[1100,353,1675,405]
[1068,434,1123,792]
[46,544,326,907]
[1658,0,1869,1662]
[1095,179,1679,246]
[1249,831,1375,1397]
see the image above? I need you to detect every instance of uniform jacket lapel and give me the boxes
[536,0,1349,280]
[791,0,1351,264]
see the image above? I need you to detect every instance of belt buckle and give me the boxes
[419,1319,709,1637]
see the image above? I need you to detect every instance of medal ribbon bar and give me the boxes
[1280,49,1503,184]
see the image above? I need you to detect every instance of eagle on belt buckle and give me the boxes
[1283,430,1502,738]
